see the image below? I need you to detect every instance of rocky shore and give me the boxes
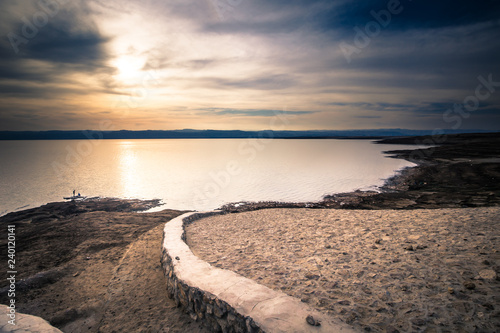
[0,198,207,333]
[221,132,500,212]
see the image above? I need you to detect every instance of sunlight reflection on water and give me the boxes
[0,139,419,214]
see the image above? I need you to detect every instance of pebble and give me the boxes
[479,269,497,280]
[386,326,400,333]
[411,318,426,326]
[463,281,476,290]
[306,315,321,326]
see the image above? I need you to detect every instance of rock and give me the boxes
[448,287,455,294]
[362,286,372,294]
[482,260,491,265]
[337,300,351,306]
[386,326,400,333]
[463,281,476,290]
[325,244,332,249]
[482,302,494,311]
[345,312,357,324]
[375,239,382,244]
[411,318,426,326]
[404,245,414,251]
[479,269,497,280]
[416,244,427,249]
[305,273,320,280]
[306,315,321,326]
[175,256,180,260]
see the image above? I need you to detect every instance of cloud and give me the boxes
[353,115,382,119]
[1,0,499,131]
[199,108,317,117]
[0,0,113,94]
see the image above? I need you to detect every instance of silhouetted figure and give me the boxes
[73,189,75,197]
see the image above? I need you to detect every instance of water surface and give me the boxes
[0,139,417,214]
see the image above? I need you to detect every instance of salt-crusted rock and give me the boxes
[479,269,497,280]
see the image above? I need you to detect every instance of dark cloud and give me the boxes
[328,102,418,112]
[195,73,297,90]
[198,0,500,36]
[24,26,109,66]
[1,0,499,131]
[328,101,500,119]
[331,0,500,31]
[0,1,113,95]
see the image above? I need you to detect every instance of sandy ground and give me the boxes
[186,207,500,332]
[0,199,208,333]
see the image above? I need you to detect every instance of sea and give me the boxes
[0,139,420,215]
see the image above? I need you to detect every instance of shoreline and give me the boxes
[0,198,208,333]
[1,132,499,332]
[220,132,500,212]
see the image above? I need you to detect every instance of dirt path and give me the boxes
[95,224,207,333]
[0,199,208,332]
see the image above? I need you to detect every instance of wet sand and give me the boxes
[186,207,500,332]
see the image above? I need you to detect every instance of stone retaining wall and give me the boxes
[162,211,263,332]
[161,211,356,333]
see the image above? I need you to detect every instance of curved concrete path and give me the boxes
[0,305,62,333]
[162,211,356,333]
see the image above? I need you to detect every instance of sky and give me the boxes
[0,0,499,131]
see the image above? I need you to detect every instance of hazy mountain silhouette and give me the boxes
[0,129,492,140]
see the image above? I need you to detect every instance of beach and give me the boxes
[186,207,500,332]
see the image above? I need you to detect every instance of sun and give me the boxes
[113,55,144,81]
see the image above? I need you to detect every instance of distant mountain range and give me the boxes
[0,128,495,140]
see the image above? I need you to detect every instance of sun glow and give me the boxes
[113,55,145,81]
